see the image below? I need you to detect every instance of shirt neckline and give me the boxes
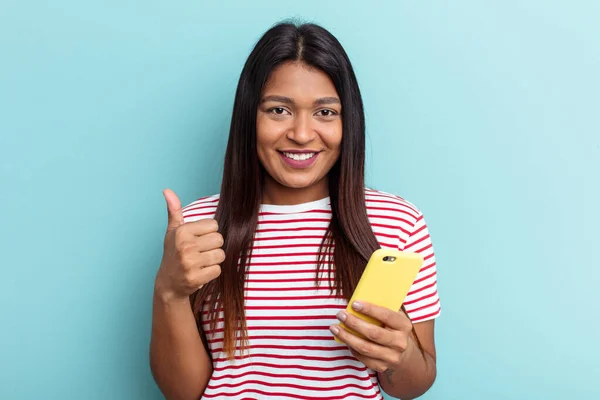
[259,196,331,214]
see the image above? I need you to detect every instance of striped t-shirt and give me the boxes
[182,188,441,400]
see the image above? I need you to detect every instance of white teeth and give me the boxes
[283,152,316,161]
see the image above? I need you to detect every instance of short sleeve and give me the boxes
[401,212,441,323]
[181,195,219,223]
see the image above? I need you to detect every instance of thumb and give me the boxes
[163,189,184,231]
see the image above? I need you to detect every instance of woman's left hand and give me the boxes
[331,301,414,373]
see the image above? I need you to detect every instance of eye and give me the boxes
[269,107,289,115]
[316,109,338,117]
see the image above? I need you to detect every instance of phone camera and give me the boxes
[382,256,396,262]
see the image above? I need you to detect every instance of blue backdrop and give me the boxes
[1,1,598,399]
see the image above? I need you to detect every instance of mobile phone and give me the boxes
[336,249,423,342]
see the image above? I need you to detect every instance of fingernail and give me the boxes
[352,301,363,311]
[330,325,340,335]
[336,311,347,321]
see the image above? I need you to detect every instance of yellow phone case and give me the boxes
[336,249,423,342]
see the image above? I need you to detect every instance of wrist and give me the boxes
[153,281,188,306]
[389,335,418,371]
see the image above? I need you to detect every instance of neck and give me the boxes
[262,175,329,206]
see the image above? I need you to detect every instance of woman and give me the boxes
[150,22,441,400]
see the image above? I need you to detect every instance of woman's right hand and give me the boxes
[154,189,225,302]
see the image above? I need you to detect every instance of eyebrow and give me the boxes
[314,97,341,105]
[261,95,294,104]
[261,95,341,106]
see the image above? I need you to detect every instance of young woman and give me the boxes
[150,22,441,400]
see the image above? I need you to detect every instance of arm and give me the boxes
[377,209,439,398]
[331,303,437,400]
[150,189,224,400]
[377,320,436,399]
[150,291,213,400]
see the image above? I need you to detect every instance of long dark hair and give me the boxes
[192,22,421,357]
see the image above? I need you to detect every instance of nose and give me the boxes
[286,111,316,144]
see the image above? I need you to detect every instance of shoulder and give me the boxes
[364,188,423,225]
[181,194,220,223]
[365,188,434,253]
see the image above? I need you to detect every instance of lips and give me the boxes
[279,151,320,169]
[282,151,317,161]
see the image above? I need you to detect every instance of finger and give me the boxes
[188,264,222,288]
[197,248,226,266]
[187,232,224,252]
[330,324,394,364]
[182,218,219,237]
[163,189,184,231]
[336,310,395,346]
[351,301,412,332]
[349,349,389,373]
[182,248,226,270]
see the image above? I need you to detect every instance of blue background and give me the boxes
[1,1,598,399]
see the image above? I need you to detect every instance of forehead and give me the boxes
[263,62,339,98]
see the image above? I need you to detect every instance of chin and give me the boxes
[281,180,314,189]
[279,175,319,190]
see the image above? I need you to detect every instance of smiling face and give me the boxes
[256,62,343,205]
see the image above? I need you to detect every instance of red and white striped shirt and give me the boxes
[182,188,441,400]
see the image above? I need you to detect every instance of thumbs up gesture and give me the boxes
[155,189,225,302]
